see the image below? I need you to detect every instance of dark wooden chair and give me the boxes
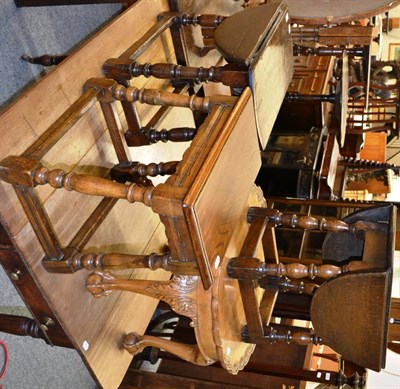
[346,81,400,136]
[227,204,396,372]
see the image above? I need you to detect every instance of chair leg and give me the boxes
[21,54,67,66]
[123,332,214,366]
[86,270,198,324]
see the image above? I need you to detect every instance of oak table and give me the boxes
[0,1,266,387]
[0,1,200,388]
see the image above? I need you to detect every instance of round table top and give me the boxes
[277,0,400,25]
[195,185,265,374]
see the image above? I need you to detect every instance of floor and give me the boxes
[0,1,122,388]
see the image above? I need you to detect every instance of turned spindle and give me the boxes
[339,156,400,173]
[228,258,343,280]
[104,60,249,88]
[86,78,238,113]
[0,156,154,205]
[21,54,67,66]
[293,45,365,57]
[66,251,172,272]
[111,161,179,183]
[227,257,370,281]
[285,91,336,104]
[179,13,226,27]
[33,165,153,205]
[259,276,319,295]
[242,324,322,346]
[113,83,213,112]
[147,127,197,143]
[248,207,377,233]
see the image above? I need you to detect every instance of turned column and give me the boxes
[111,161,179,183]
[103,60,249,89]
[0,156,154,206]
[228,257,371,281]
[43,248,198,275]
[293,44,365,57]
[247,207,380,233]
[86,77,220,113]
[21,54,67,66]
[339,156,400,174]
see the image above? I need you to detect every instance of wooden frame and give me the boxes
[388,43,400,60]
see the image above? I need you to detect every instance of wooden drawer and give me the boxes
[288,70,328,94]
[293,55,332,72]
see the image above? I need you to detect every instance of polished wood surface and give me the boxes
[183,87,260,277]
[200,187,265,374]
[0,1,189,387]
[0,1,267,385]
[87,186,266,374]
[312,271,392,371]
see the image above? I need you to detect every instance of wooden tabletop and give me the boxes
[0,1,188,387]
[195,185,265,374]
[0,1,262,387]
[183,88,261,284]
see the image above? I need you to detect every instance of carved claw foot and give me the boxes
[123,332,147,357]
[86,270,114,298]
[123,332,215,366]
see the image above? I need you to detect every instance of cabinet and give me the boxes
[274,56,334,132]
[256,127,324,198]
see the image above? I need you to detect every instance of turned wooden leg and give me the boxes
[259,276,319,295]
[228,257,372,281]
[0,314,72,348]
[44,250,170,273]
[43,248,199,274]
[248,207,380,233]
[0,156,154,205]
[85,78,237,113]
[123,332,214,366]
[21,54,67,66]
[111,161,179,183]
[103,60,249,88]
[242,323,323,346]
[86,270,198,324]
